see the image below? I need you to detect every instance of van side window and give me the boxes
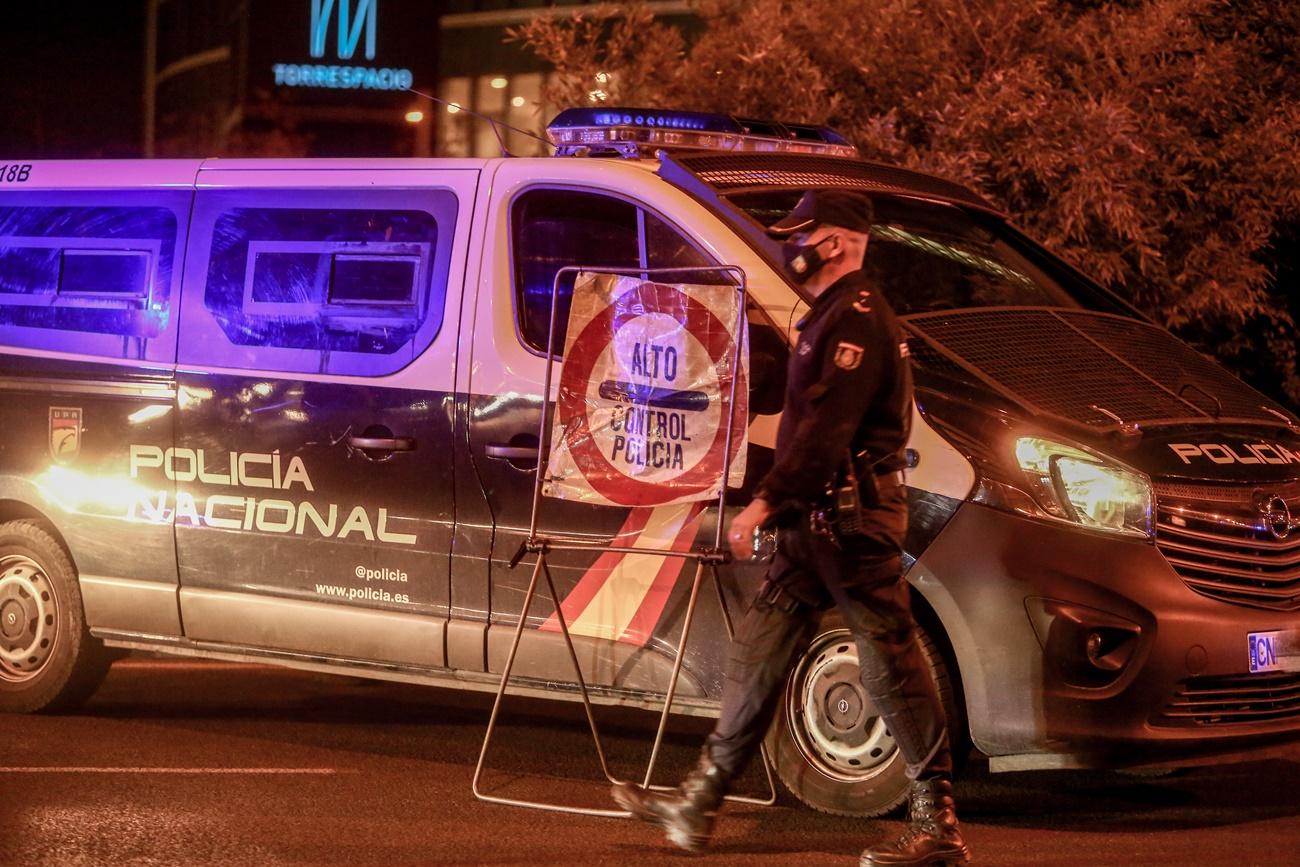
[512,191,640,354]
[511,189,722,354]
[0,201,181,360]
[182,189,457,377]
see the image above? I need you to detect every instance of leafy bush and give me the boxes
[514,0,1300,407]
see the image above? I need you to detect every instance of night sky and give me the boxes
[1,2,146,158]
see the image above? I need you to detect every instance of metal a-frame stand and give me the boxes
[472,265,778,817]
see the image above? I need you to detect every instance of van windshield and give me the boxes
[725,190,1133,317]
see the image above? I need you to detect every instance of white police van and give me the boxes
[3,110,1300,816]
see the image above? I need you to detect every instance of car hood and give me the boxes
[905,307,1300,485]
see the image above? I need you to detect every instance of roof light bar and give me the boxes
[547,107,859,159]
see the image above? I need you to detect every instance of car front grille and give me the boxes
[1159,671,1300,726]
[1155,480,1300,611]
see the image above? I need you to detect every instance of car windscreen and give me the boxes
[725,190,1133,317]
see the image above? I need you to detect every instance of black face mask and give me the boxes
[782,235,837,283]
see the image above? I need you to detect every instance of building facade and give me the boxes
[146,0,692,159]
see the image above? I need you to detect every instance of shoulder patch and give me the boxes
[851,289,873,314]
[833,341,865,371]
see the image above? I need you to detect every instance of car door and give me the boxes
[462,161,785,699]
[170,166,478,669]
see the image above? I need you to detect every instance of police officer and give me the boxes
[612,190,969,867]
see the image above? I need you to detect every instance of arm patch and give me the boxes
[833,341,866,370]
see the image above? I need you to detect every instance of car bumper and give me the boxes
[910,501,1300,765]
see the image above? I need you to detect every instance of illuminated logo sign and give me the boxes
[311,0,375,61]
[273,0,413,92]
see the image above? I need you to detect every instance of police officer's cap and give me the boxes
[767,189,875,236]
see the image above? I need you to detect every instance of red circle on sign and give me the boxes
[558,279,747,507]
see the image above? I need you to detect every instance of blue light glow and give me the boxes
[548,107,854,151]
[582,110,717,132]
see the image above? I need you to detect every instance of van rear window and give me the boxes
[0,199,182,362]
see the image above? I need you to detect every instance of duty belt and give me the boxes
[809,452,905,541]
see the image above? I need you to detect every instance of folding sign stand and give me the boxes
[472,265,778,817]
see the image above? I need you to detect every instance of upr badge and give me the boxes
[833,341,865,371]
[49,407,83,463]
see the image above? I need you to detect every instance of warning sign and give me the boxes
[545,273,748,507]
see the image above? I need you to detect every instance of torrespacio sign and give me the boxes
[545,273,748,508]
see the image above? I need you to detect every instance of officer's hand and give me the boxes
[727,498,773,561]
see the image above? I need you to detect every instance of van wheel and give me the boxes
[0,521,112,713]
[763,614,963,817]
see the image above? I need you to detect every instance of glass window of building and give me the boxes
[437,73,553,158]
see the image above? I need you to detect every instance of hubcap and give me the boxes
[787,629,897,781]
[0,554,59,682]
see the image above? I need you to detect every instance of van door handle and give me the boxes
[348,435,417,452]
[485,444,540,460]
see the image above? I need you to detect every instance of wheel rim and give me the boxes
[0,554,59,683]
[785,628,898,782]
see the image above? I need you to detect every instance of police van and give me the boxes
[2,110,1299,817]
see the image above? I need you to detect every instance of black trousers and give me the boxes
[705,479,952,783]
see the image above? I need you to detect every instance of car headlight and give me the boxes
[1009,437,1153,539]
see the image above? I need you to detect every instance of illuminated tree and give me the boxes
[514,0,1300,406]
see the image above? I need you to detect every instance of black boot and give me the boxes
[860,778,971,866]
[611,749,728,852]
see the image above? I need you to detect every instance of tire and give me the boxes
[0,520,113,713]
[763,613,965,817]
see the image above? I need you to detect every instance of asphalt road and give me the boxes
[4,659,1300,866]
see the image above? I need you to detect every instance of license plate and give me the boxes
[1248,630,1300,674]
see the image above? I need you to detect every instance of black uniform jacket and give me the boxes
[756,269,912,514]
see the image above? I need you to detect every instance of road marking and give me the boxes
[0,767,352,775]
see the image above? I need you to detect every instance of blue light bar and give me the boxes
[585,110,716,131]
[547,107,858,159]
